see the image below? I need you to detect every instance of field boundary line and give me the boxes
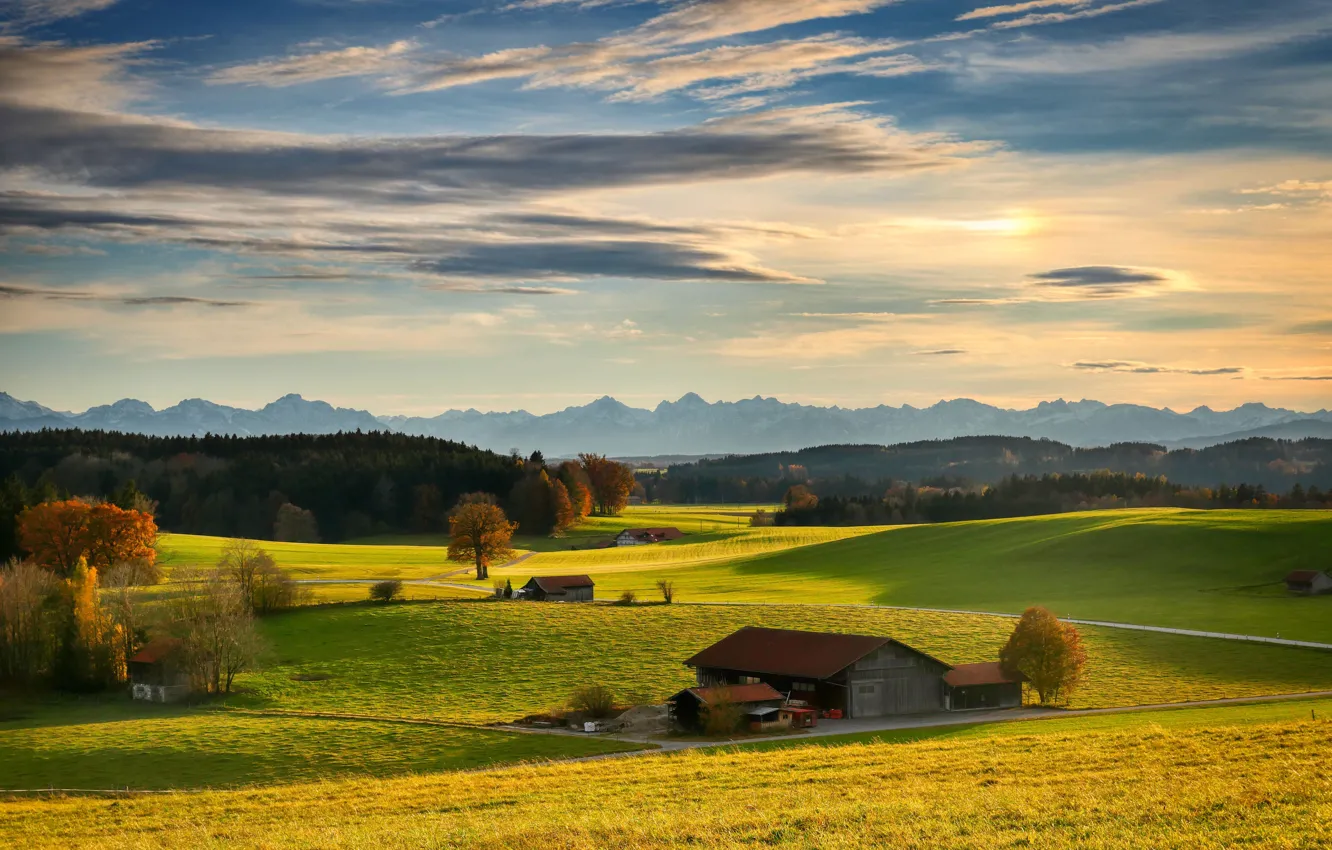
[667,601,1332,651]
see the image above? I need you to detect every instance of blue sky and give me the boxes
[1,0,1329,414]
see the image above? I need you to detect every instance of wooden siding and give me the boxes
[846,644,948,717]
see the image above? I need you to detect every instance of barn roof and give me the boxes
[684,682,784,705]
[618,527,684,541]
[943,661,1019,688]
[684,626,946,680]
[1286,570,1325,582]
[527,575,595,593]
[130,637,182,664]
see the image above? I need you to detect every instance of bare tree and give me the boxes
[161,567,262,695]
[102,562,148,678]
[656,579,675,604]
[0,559,58,685]
[217,540,275,602]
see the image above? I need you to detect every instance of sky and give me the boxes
[0,0,1329,416]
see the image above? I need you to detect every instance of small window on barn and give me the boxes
[792,682,815,692]
[857,685,876,694]
[741,676,760,685]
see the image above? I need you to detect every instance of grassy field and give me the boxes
[495,508,1332,641]
[229,601,1332,723]
[161,508,1332,643]
[0,698,642,792]
[9,707,1331,848]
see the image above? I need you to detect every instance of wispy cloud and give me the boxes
[1,0,119,28]
[1071,360,1244,375]
[1026,265,1186,300]
[208,41,416,88]
[0,282,248,308]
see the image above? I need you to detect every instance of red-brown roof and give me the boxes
[529,575,594,593]
[1286,570,1325,582]
[686,683,784,705]
[130,637,181,664]
[618,527,684,541]
[944,661,1019,687]
[684,626,946,680]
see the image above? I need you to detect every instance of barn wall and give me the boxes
[846,644,946,717]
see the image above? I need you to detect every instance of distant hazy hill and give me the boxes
[3,391,1330,454]
[664,436,1332,490]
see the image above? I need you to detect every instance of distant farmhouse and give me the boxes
[1285,570,1332,595]
[674,626,1021,724]
[518,575,595,602]
[615,527,684,547]
[129,637,191,703]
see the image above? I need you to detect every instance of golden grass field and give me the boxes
[8,707,1331,848]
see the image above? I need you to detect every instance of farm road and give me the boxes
[507,689,1332,764]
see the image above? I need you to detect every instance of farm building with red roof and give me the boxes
[519,575,595,602]
[683,626,956,719]
[129,637,191,703]
[1285,570,1332,595]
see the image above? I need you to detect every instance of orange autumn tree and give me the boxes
[999,606,1087,705]
[18,500,92,576]
[446,494,517,581]
[19,500,157,578]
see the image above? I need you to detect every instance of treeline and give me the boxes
[772,472,1332,526]
[0,429,526,557]
[654,436,1332,502]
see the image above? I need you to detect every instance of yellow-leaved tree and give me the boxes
[999,606,1087,705]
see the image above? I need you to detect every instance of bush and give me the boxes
[702,687,744,736]
[369,580,402,603]
[570,684,616,719]
[615,590,637,606]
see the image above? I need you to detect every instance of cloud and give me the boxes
[414,239,817,283]
[1026,265,1184,299]
[216,1,919,104]
[0,36,151,111]
[1,0,118,27]
[0,282,248,308]
[1260,374,1332,382]
[1070,360,1244,375]
[965,11,1331,74]
[915,348,966,355]
[207,41,417,88]
[957,1,1093,22]
[1288,319,1332,335]
[616,0,900,48]
[985,0,1162,31]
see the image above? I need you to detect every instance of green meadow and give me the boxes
[499,508,1332,641]
[231,601,1332,723]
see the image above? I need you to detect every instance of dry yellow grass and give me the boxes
[7,716,1330,848]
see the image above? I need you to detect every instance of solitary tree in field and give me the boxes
[446,494,517,581]
[999,606,1086,705]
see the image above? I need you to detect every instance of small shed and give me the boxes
[669,682,784,731]
[615,527,684,547]
[129,637,191,703]
[943,662,1023,711]
[519,575,595,602]
[1285,570,1332,595]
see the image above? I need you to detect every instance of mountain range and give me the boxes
[4,391,1331,455]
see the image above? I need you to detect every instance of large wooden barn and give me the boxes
[518,575,595,602]
[684,626,955,718]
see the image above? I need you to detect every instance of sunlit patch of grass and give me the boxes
[0,699,641,791]
[8,714,1331,848]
